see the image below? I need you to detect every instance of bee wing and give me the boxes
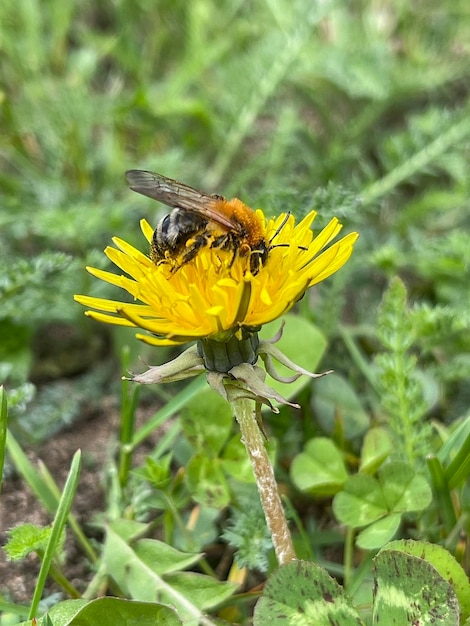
[125,170,236,230]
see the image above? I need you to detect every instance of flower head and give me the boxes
[74,210,358,348]
[75,183,358,567]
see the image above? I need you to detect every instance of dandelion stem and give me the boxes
[232,396,296,566]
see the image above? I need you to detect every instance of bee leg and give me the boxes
[211,233,240,268]
[171,234,209,272]
[249,253,261,275]
[228,248,238,268]
[210,233,229,250]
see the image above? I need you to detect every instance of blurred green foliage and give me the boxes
[2,0,469,419]
[1,0,470,622]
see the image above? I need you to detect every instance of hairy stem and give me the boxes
[232,396,296,565]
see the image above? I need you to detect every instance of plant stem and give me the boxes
[119,350,139,488]
[343,526,354,590]
[232,397,296,566]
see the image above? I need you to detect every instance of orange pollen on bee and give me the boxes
[215,197,265,245]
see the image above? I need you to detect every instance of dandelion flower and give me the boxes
[75,211,358,353]
[74,174,359,566]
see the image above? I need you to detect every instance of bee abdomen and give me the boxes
[152,208,207,260]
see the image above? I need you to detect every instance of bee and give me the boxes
[126,169,276,274]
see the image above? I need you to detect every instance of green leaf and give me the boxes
[222,495,272,572]
[359,427,393,474]
[4,523,53,560]
[356,514,401,550]
[162,571,238,611]
[378,462,432,512]
[254,560,365,625]
[373,550,460,624]
[37,599,88,625]
[181,388,233,456]
[383,540,470,621]
[109,520,202,574]
[185,453,230,508]
[108,518,149,542]
[259,314,327,400]
[291,437,348,496]
[103,523,237,619]
[312,373,370,439]
[333,462,432,532]
[134,539,203,576]
[34,597,181,625]
[333,474,388,527]
[135,455,172,489]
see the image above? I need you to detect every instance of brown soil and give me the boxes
[0,394,149,606]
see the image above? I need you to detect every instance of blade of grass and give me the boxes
[6,429,58,513]
[437,415,470,489]
[131,375,204,447]
[28,449,82,620]
[444,430,470,489]
[339,326,380,393]
[7,429,97,563]
[149,419,182,462]
[119,355,140,487]
[0,387,7,494]
[38,459,98,564]
[426,454,457,536]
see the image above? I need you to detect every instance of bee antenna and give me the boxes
[270,243,309,251]
[268,213,308,252]
[268,213,291,245]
